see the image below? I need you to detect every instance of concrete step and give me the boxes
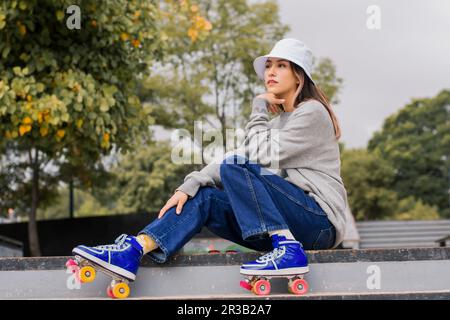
[361,236,446,243]
[360,235,448,243]
[359,243,440,249]
[356,220,450,228]
[358,227,450,234]
[1,247,449,299]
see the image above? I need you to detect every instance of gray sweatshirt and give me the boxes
[175,97,348,248]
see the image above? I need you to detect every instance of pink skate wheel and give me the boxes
[66,259,79,277]
[253,279,271,295]
[65,259,77,268]
[289,278,309,295]
[240,280,252,291]
[107,286,115,299]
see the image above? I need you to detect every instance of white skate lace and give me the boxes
[257,247,285,262]
[96,234,129,251]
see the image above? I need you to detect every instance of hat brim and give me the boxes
[253,54,272,81]
[253,55,315,85]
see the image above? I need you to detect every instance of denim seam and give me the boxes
[242,224,290,240]
[312,226,333,250]
[243,166,267,233]
[258,174,326,216]
[242,228,265,239]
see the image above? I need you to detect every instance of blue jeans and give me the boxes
[139,155,336,263]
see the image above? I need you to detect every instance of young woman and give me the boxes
[72,38,348,284]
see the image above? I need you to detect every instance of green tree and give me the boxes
[368,89,450,217]
[0,0,167,256]
[341,148,441,221]
[93,140,199,214]
[37,185,110,219]
[311,57,343,105]
[141,0,289,148]
[391,196,440,221]
[341,148,398,220]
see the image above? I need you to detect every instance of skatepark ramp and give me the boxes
[0,247,449,299]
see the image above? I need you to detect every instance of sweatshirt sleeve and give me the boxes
[174,143,247,198]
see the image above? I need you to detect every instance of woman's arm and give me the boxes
[174,97,274,198]
[174,144,247,198]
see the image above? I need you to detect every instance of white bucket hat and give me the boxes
[253,38,315,85]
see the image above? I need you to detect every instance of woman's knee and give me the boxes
[191,186,217,201]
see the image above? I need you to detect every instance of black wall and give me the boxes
[0,212,214,256]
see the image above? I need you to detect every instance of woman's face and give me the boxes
[264,58,302,96]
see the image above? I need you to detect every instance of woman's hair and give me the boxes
[290,62,342,140]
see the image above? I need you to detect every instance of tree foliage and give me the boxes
[92,140,199,215]
[368,89,450,217]
[341,147,441,220]
[0,0,198,255]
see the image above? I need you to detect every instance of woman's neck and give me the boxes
[278,90,297,112]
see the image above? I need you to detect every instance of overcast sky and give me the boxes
[277,0,450,148]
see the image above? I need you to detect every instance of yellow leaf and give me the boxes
[5,130,12,138]
[76,119,83,128]
[56,129,65,138]
[132,39,141,48]
[56,10,65,21]
[194,16,204,29]
[204,20,212,31]
[72,83,81,92]
[18,23,26,36]
[188,28,198,42]
[38,112,43,124]
[103,132,110,142]
[120,32,129,41]
[23,117,32,125]
[40,127,48,137]
[27,95,32,102]
[19,125,31,136]
[101,140,111,149]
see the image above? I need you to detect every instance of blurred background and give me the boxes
[0,0,449,256]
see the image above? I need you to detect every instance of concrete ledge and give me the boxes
[2,261,450,299]
[1,247,449,271]
[127,290,450,300]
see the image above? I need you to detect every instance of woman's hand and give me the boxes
[256,92,285,114]
[158,190,190,219]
